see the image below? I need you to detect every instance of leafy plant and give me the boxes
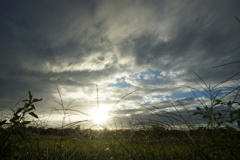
[0,91,42,159]
[192,73,240,128]
[214,97,240,127]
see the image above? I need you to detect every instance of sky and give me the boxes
[0,0,240,129]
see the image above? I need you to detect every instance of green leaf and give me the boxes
[26,108,34,112]
[15,108,24,114]
[227,100,232,107]
[202,115,208,118]
[196,107,202,111]
[14,113,19,117]
[20,121,31,125]
[22,99,28,102]
[10,115,19,122]
[31,105,35,109]
[214,99,223,106]
[10,117,19,124]
[192,112,201,115]
[29,112,38,118]
[33,98,42,102]
[24,103,29,108]
[0,120,7,126]
[28,91,32,100]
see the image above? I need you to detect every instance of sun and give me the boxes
[90,108,109,124]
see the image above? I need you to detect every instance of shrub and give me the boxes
[0,91,42,159]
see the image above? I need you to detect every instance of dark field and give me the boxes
[1,126,240,160]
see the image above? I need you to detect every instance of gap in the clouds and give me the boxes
[171,91,200,99]
[152,95,165,99]
[107,69,163,89]
[143,95,166,105]
[108,77,133,88]
[133,69,163,81]
[117,104,134,110]
[143,101,151,105]
[171,84,233,100]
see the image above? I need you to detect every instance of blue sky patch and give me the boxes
[152,95,165,99]
[172,90,209,99]
[108,77,133,88]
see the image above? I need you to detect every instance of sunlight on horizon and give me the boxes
[90,107,110,124]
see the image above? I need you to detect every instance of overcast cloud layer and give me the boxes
[1,0,240,128]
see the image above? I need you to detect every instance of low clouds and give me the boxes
[0,0,240,128]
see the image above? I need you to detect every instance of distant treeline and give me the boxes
[4,125,239,138]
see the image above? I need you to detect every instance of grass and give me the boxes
[1,127,239,160]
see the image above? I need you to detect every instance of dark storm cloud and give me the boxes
[118,0,240,81]
[0,0,108,63]
[0,0,114,99]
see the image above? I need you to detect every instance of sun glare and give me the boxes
[91,108,109,124]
